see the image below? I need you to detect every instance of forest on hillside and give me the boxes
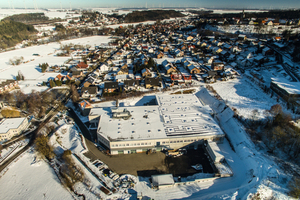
[3,13,62,24]
[0,20,36,49]
[124,10,185,23]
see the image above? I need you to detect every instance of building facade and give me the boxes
[0,117,29,142]
[96,94,225,155]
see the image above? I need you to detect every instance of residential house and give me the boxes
[141,68,152,78]
[211,62,225,71]
[145,77,161,89]
[72,70,83,78]
[115,74,128,82]
[117,65,129,75]
[124,79,140,91]
[76,62,89,70]
[0,80,18,94]
[266,21,273,26]
[188,65,201,74]
[185,35,194,41]
[262,47,273,56]
[104,82,119,93]
[157,52,164,59]
[165,64,177,75]
[99,64,109,73]
[55,74,64,81]
[81,86,98,98]
[79,100,93,116]
[212,47,223,54]
[65,74,73,81]
[174,49,184,57]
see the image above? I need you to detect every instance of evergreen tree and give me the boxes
[49,79,56,88]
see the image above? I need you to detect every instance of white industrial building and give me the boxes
[96,94,225,155]
[0,117,29,142]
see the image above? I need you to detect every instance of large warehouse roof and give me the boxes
[98,94,224,142]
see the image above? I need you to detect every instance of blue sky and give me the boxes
[2,0,300,9]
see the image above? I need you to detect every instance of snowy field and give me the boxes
[212,77,279,120]
[212,9,266,14]
[0,8,81,20]
[0,150,74,200]
[0,36,112,93]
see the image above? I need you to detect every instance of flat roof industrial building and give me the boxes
[96,94,225,155]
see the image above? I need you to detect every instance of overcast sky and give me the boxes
[1,0,300,9]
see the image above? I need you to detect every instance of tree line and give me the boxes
[0,20,36,49]
[124,10,185,23]
[0,90,62,118]
[2,13,63,25]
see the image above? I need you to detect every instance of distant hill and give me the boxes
[124,10,185,23]
[0,20,36,49]
[193,9,300,20]
[2,13,62,25]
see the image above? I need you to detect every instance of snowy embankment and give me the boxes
[192,86,291,199]
[0,140,29,164]
[0,150,74,200]
[50,118,135,199]
[212,78,279,120]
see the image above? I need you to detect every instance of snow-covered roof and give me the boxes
[208,141,224,163]
[151,174,174,186]
[98,94,224,142]
[0,118,27,134]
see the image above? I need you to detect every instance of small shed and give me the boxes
[151,174,174,188]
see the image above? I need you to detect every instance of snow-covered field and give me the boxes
[0,150,74,200]
[212,9,266,14]
[0,36,112,93]
[0,8,81,20]
[212,77,278,120]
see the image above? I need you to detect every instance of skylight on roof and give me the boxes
[168,128,174,132]
[186,127,192,131]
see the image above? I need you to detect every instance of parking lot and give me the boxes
[84,139,214,177]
